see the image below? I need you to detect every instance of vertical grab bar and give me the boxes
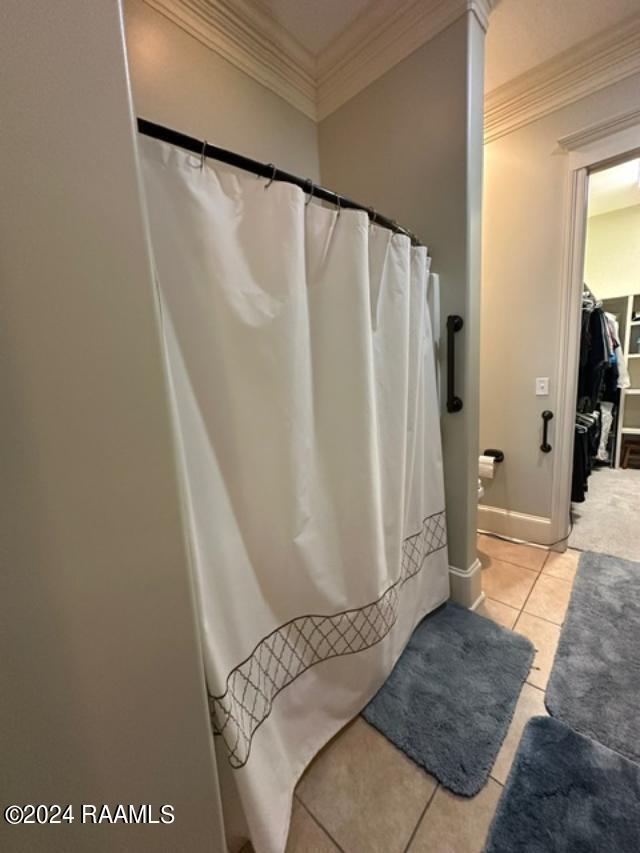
[540,410,553,452]
[446,315,464,413]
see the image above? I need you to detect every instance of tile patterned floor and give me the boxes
[242,539,581,853]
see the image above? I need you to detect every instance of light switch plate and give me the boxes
[536,377,549,396]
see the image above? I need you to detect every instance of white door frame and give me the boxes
[551,114,640,547]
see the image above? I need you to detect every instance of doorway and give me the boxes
[568,155,640,560]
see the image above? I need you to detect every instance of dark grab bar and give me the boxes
[540,410,553,453]
[446,315,464,413]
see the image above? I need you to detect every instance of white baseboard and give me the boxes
[449,558,483,609]
[469,591,486,611]
[449,557,483,579]
[478,504,553,546]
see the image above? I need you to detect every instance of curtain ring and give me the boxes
[264,164,277,189]
[304,179,314,206]
[200,139,207,170]
[391,220,402,237]
[336,195,341,218]
[367,207,377,225]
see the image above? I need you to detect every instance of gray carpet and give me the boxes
[546,551,640,762]
[569,466,640,561]
[484,716,640,853]
[362,602,533,796]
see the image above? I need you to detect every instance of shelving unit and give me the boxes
[611,292,640,467]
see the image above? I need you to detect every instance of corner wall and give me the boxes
[0,2,225,850]
[319,14,486,604]
[480,73,640,542]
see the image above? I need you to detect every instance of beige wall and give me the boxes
[124,0,320,180]
[0,2,225,850]
[319,14,486,598]
[480,73,640,535]
[584,205,640,299]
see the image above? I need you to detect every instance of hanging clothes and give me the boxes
[139,135,449,853]
[574,288,612,491]
[596,401,614,462]
[573,292,630,480]
[606,312,630,391]
[577,299,609,413]
[572,413,600,502]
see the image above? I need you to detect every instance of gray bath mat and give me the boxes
[546,551,640,762]
[362,602,533,795]
[485,716,640,852]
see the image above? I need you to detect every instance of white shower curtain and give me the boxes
[139,135,449,853]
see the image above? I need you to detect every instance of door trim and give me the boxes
[552,121,640,545]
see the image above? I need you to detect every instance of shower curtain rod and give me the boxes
[137,118,423,247]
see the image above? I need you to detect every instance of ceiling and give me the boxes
[588,159,640,218]
[485,0,640,91]
[252,0,375,56]
[249,0,640,92]
[147,0,640,127]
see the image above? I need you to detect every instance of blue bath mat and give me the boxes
[485,716,640,852]
[546,551,640,763]
[362,602,533,795]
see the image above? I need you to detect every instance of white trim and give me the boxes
[469,590,486,611]
[449,557,483,578]
[141,2,640,130]
[548,167,588,546]
[484,14,640,144]
[558,108,640,152]
[143,0,317,119]
[316,0,493,120]
[449,557,483,608]
[554,126,640,549]
[142,0,493,122]
[477,505,553,545]
[565,124,640,171]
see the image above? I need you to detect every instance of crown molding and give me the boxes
[558,107,640,151]
[143,0,317,118]
[143,0,491,122]
[484,13,640,144]
[143,2,640,135]
[316,0,493,120]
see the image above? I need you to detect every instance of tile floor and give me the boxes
[243,538,581,853]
